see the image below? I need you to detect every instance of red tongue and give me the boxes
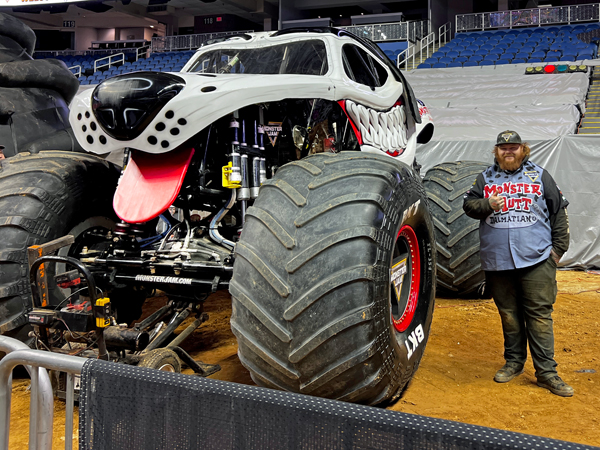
[113,147,195,223]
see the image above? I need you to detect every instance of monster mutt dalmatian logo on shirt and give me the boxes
[482,169,545,229]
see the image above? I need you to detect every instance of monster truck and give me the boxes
[0,12,90,344]
[2,28,439,405]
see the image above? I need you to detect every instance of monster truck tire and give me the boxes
[0,151,119,344]
[230,152,435,405]
[423,161,490,298]
[138,348,181,373]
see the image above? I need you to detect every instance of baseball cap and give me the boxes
[496,130,522,145]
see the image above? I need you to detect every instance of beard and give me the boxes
[495,151,524,172]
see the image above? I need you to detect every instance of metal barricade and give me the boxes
[0,336,85,450]
[457,4,600,32]
[93,53,125,73]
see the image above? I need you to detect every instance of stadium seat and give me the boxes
[417,63,432,69]
[475,49,488,56]
[463,61,478,67]
[460,50,474,57]
[469,55,483,62]
[480,44,493,51]
[439,57,453,64]
[544,56,560,62]
[514,52,529,60]
[512,59,527,64]
[479,60,495,66]
[432,62,447,68]
[577,53,593,60]
[431,51,444,59]
[447,62,463,68]
[496,59,510,65]
[531,50,547,59]
[484,54,499,61]
[447,51,459,58]
[454,56,468,63]
[424,57,438,64]
[560,56,576,62]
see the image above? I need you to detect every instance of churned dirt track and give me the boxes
[8,270,600,449]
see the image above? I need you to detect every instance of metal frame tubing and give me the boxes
[0,340,85,450]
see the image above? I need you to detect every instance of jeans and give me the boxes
[486,257,558,380]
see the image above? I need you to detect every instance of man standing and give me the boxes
[463,130,573,397]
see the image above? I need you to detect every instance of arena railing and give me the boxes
[439,21,452,46]
[340,19,429,43]
[457,3,600,32]
[93,53,126,73]
[151,30,254,53]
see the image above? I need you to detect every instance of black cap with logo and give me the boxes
[496,130,522,145]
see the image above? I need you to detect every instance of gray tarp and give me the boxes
[405,65,588,141]
[415,135,600,269]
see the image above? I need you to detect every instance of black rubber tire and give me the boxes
[138,348,181,373]
[230,152,435,405]
[0,151,119,342]
[423,161,490,298]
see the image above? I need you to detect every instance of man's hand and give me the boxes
[550,248,561,264]
[489,195,505,211]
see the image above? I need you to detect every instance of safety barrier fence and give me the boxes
[457,3,600,32]
[340,20,429,43]
[1,334,594,450]
[151,30,254,53]
[0,336,83,450]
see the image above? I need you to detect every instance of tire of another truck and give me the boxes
[0,151,119,344]
[422,161,490,298]
[230,151,436,406]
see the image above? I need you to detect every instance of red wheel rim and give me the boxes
[390,225,421,333]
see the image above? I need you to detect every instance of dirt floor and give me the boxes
[8,270,600,449]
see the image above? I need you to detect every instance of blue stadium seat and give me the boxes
[432,62,447,68]
[459,50,474,57]
[496,43,509,50]
[520,46,534,53]
[484,54,499,61]
[475,49,488,56]
[514,52,530,59]
[424,57,438,64]
[577,53,593,60]
[496,59,510,65]
[447,51,459,58]
[431,51,444,59]
[528,58,543,63]
[479,60,495,66]
[466,45,479,51]
[480,44,493,51]
[544,56,560,62]
[469,55,483,62]
[417,63,432,69]
[531,51,547,59]
[547,50,562,58]
[463,61,478,67]
[454,56,468,63]
[447,62,463,68]
[560,56,576,62]
[439,57,453,64]
[562,49,578,57]
[512,59,527,64]
[489,49,504,56]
